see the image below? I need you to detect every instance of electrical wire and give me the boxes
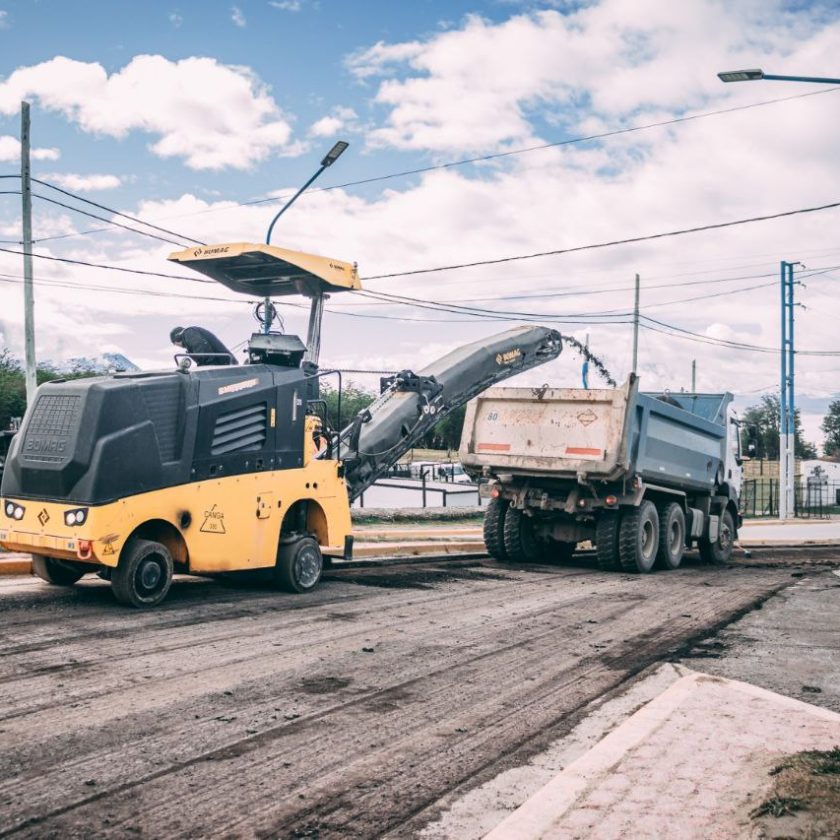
[363,199,840,281]
[32,194,191,248]
[31,178,206,245]
[6,84,838,243]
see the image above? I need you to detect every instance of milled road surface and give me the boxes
[0,553,825,839]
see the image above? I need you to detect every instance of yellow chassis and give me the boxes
[0,459,352,574]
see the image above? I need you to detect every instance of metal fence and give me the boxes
[741,478,840,519]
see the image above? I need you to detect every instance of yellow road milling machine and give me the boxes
[1,242,562,606]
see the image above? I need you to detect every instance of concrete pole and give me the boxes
[631,273,640,374]
[691,359,696,392]
[20,101,37,404]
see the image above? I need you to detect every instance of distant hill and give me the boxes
[51,353,140,374]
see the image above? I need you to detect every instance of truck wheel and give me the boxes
[483,497,509,561]
[275,536,323,593]
[31,555,85,586]
[502,508,542,563]
[618,501,659,573]
[595,511,622,571]
[699,509,735,565]
[112,539,174,608]
[656,503,685,570]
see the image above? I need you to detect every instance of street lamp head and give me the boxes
[321,140,349,167]
[717,68,764,83]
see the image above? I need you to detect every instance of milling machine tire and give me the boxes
[595,511,622,572]
[112,538,174,608]
[483,497,509,561]
[618,501,659,573]
[699,508,735,565]
[502,507,542,563]
[31,555,85,587]
[275,536,323,594]
[655,502,685,570]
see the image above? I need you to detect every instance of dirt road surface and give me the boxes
[0,554,822,839]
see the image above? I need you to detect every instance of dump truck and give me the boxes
[0,241,562,606]
[460,375,743,572]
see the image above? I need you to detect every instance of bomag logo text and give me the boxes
[25,438,66,454]
[218,378,259,396]
[495,348,522,365]
[193,246,230,258]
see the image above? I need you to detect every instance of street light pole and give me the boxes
[717,67,838,518]
[261,140,349,335]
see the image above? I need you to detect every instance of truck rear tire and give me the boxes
[618,501,659,573]
[595,511,622,571]
[656,503,685,570]
[112,539,173,608]
[699,508,735,565]
[31,555,85,586]
[275,536,323,593]
[483,497,509,561]
[502,508,542,563]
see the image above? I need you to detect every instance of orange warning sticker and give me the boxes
[565,446,603,457]
[477,442,511,451]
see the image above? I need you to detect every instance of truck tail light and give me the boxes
[605,495,618,506]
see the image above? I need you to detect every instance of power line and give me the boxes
[31,178,206,246]
[0,245,213,283]
[7,84,838,241]
[363,199,840,281]
[32,193,190,248]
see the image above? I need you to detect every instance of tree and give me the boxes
[319,382,375,430]
[741,394,817,460]
[821,400,840,458]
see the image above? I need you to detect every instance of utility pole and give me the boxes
[691,359,696,392]
[779,260,796,519]
[631,273,640,374]
[20,101,37,404]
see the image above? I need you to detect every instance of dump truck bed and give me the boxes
[460,378,732,494]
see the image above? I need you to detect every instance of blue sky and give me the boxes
[0,0,547,207]
[0,0,839,446]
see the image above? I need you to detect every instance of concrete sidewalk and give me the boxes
[483,668,840,840]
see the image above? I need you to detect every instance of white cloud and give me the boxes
[0,55,298,170]
[0,135,60,162]
[169,11,183,28]
[269,1,303,11]
[42,172,122,192]
[231,5,246,27]
[309,106,358,137]
[0,10,8,29]
[347,3,834,154]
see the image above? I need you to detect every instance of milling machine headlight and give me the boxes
[13,506,24,520]
[63,508,88,527]
[4,501,14,517]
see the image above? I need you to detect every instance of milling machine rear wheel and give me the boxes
[618,501,659,573]
[595,511,622,571]
[483,497,509,561]
[502,507,542,563]
[31,555,85,587]
[275,536,323,594]
[112,538,174,608]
